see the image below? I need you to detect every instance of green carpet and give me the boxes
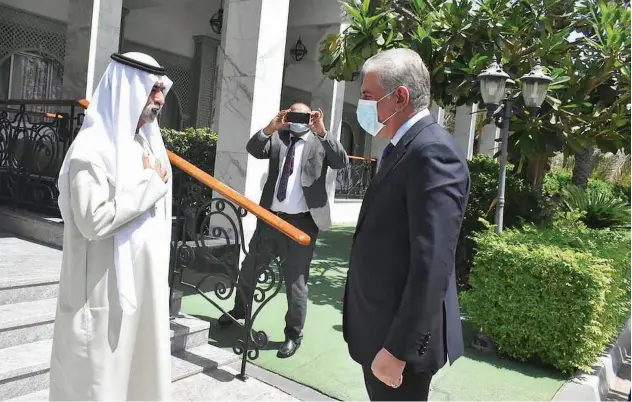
[181,226,566,401]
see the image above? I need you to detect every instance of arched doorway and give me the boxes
[158,90,183,130]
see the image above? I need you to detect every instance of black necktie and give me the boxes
[276,136,300,202]
[380,143,395,170]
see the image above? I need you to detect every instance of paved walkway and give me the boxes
[182,226,567,401]
[607,356,631,401]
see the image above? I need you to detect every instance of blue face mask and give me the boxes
[356,90,398,136]
[290,123,309,133]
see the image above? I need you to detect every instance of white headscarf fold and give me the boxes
[58,52,174,314]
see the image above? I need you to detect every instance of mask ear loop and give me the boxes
[376,87,401,125]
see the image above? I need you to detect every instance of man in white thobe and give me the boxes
[50,52,174,401]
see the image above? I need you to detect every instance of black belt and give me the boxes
[271,211,311,219]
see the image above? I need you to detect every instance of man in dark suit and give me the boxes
[344,48,470,401]
[218,103,349,358]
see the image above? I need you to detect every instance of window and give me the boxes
[0,51,63,101]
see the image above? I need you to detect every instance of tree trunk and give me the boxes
[572,145,595,189]
[525,153,551,198]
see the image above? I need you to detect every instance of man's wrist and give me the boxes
[316,130,328,139]
[262,126,275,136]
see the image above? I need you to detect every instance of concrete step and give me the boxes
[0,299,57,349]
[0,339,51,401]
[0,234,61,306]
[5,343,241,401]
[0,297,207,351]
[0,314,211,400]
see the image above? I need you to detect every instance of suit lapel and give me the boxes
[355,115,438,234]
[300,130,316,170]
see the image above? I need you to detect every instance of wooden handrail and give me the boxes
[76,99,311,246]
[348,155,377,162]
[167,152,311,245]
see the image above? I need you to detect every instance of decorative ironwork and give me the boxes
[168,167,285,380]
[335,156,377,199]
[0,100,84,215]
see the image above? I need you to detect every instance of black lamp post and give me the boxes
[209,6,223,35]
[290,37,308,62]
[477,57,552,233]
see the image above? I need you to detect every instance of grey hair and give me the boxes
[361,48,431,112]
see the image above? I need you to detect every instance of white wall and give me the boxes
[331,199,362,226]
[344,79,361,105]
[124,0,221,57]
[287,0,344,27]
[0,0,69,22]
[0,0,220,58]
[283,25,361,100]
[283,25,328,92]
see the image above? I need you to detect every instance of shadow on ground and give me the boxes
[173,226,355,312]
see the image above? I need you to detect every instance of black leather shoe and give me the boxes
[217,310,243,327]
[277,338,301,358]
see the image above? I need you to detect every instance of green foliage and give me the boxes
[461,214,631,373]
[543,171,573,198]
[561,185,631,229]
[456,155,538,286]
[161,127,218,232]
[319,0,631,184]
[162,127,217,174]
[591,151,632,188]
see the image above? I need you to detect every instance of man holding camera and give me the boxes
[218,103,349,358]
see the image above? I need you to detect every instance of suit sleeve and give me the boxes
[246,130,273,159]
[319,133,349,169]
[69,159,168,241]
[383,142,468,361]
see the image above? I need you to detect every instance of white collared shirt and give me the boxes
[270,131,310,214]
[391,108,430,146]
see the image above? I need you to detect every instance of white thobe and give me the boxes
[49,135,172,401]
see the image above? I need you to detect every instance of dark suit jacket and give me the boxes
[343,114,470,373]
[246,128,349,231]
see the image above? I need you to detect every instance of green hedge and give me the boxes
[162,127,217,174]
[161,127,218,233]
[461,214,631,373]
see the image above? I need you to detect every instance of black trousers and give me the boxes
[232,212,319,340]
[362,365,432,401]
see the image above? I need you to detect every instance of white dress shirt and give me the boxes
[270,131,310,214]
[391,108,430,146]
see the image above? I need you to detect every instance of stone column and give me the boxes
[62,0,123,100]
[310,24,347,202]
[211,1,230,132]
[479,122,500,156]
[190,35,220,128]
[213,0,290,241]
[453,104,477,160]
